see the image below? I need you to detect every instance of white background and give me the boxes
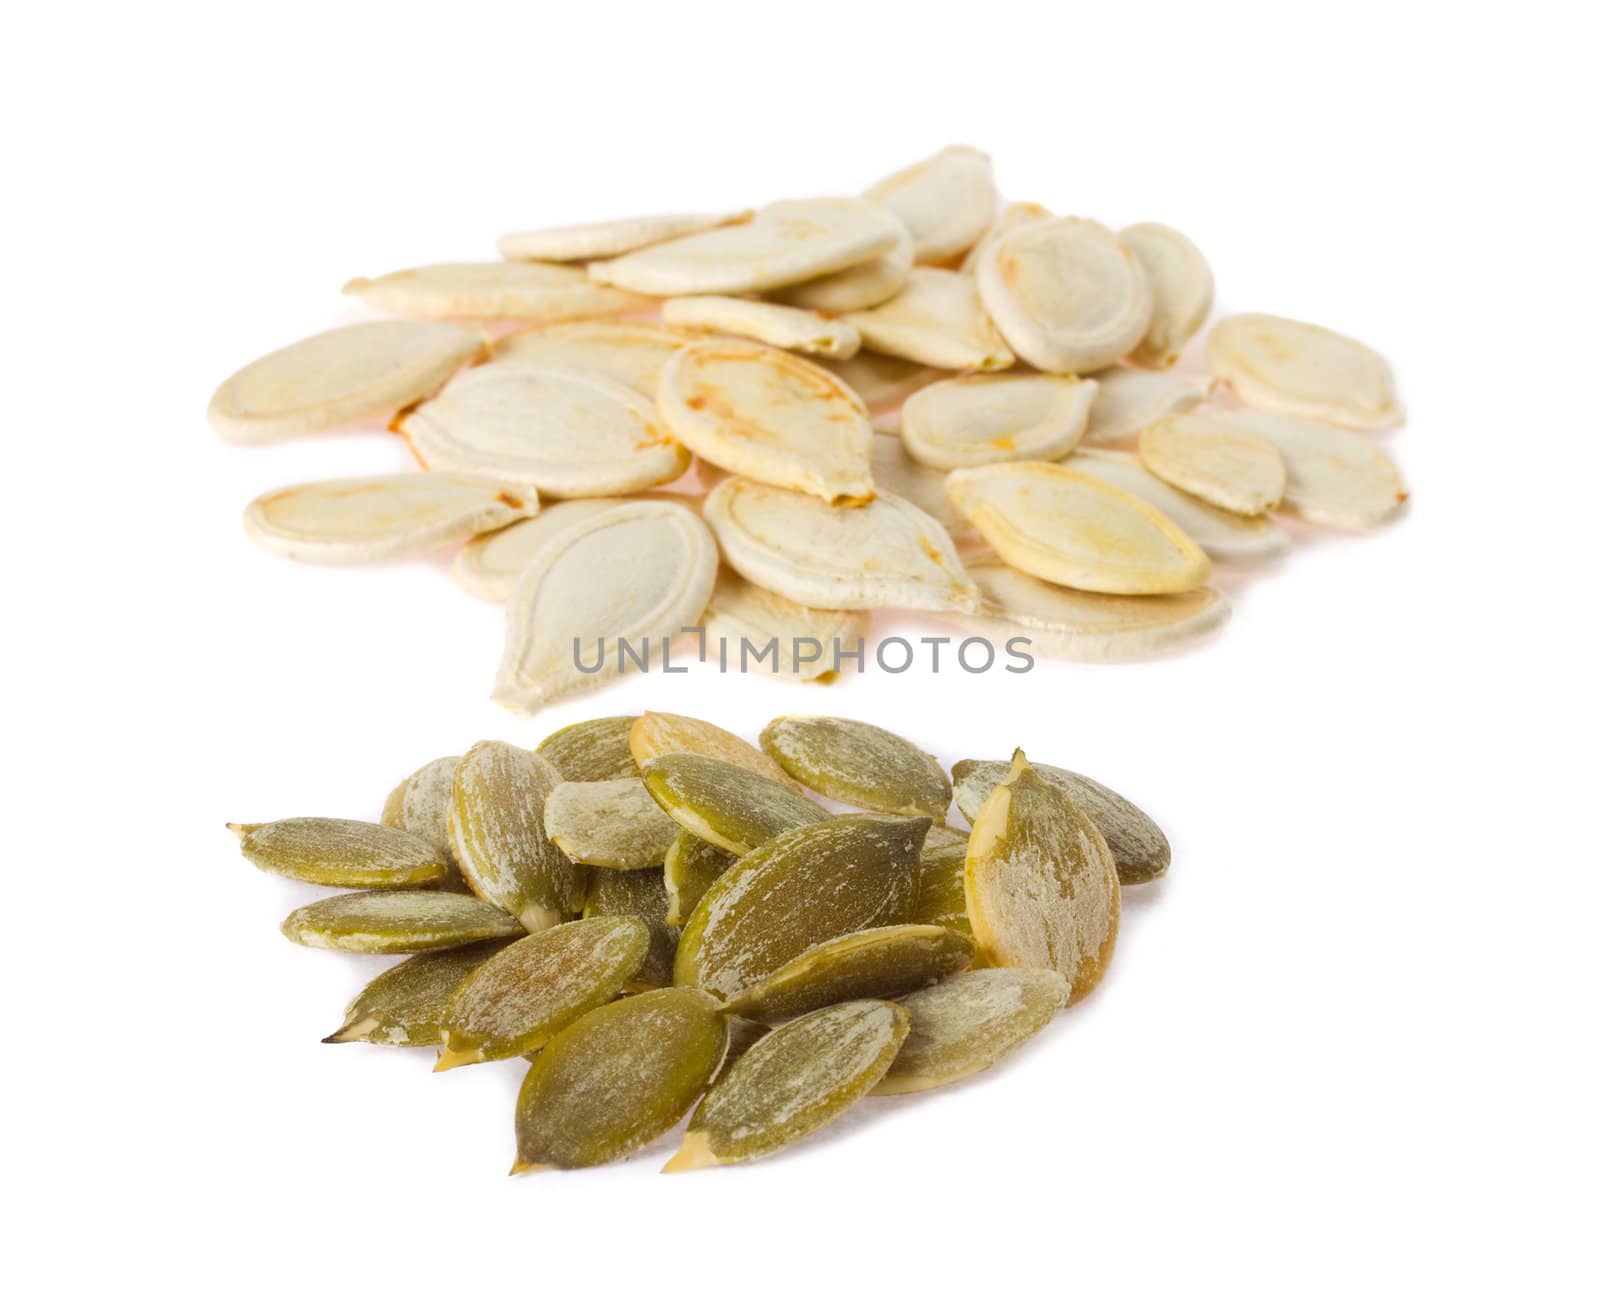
[7,3,1596,1296]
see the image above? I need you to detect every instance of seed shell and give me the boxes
[324,939,517,1046]
[770,216,914,312]
[642,752,830,856]
[544,778,680,869]
[343,260,651,321]
[843,267,1014,371]
[582,867,680,989]
[760,715,951,819]
[865,145,998,264]
[1207,313,1403,430]
[628,711,801,790]
[1230,409,1409,529]
[498,210,752,262]
[959,200,1052,274]
[281,891,524,954]
[231,817,447,888]
[1119,222,1215,369]
[451,499,631,602]
[1139,412,1287,516]
[1081,367,1215,446]
[701,568,871,682]
[663,830,737,926]
[899,372,1097,469]
[535,715,641,782]
[661,296,861,359]
[491,320,697,395]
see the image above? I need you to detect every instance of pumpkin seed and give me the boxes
[702,568,871,682]
[675,815,928,1000]
[629,711,800,790]
[899,372,1097,469]
[1139,412,1287,516]
[909,829,973,938]
[380,755,472,892]
[964,750,1120,1002]
[1230,409,1409,530]
[1119,223,1215,369]
[583,868,679,988]
[588,197,903,296]
[760,714,951,819]
[873,967,1070,1095]
[819,351,941,414]
[843,268,1014,371]
[717,1015,771,1077]
[324,939,515,1046]
[512,987,728,1172]
[491,320,697,395]
[436,915,649,1069]
[448,740,587,932]
[642,752,830,856]
[661,296,861,359]
[770,216,913,312]
[723,924,974,1021]
[867,430,983,551]
[951,758,1170,884]
[207,320,483,445]
[451,499,630,602]
[1081,366,1214,446]
[946,461,1211,594]
[535,715,641,782]
[976,216,1153,374]
[1207,313,1404,430]
[959,200,1051,274]
[343,260,651,321]
[544,778,679,869]
[704,476,980,613]
[656,341,874,504]
[663,830,736,925]
[664,1000,908,1171]
[498,210,752,262]
[281,890,524,954]
[243,475,535,565]
[230,817,447,888]
[865,145,997,265]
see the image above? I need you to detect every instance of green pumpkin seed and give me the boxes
[281,891,524,954]
[543,778,679,869]
[629,711,804,791]
[436,915,649,1069]
[873,967,1070,1095]
[642,753,829,856]
[323,939,516,1045]
[760,715,953,820]
[664,1000,909,1171]
[965,751,1119,1002]
[716,1016,770,1079]
[583,868,679,988]
[909,828,973,938]
[723,924,974,1021]
[380,756,473,892]
[674,815,928,1000]
[951,758,1169,884]
[663,829,736,925]
[449,740,587,932]
[230,817,447,889]
[512,987,727,1172]
[535,715,640,782]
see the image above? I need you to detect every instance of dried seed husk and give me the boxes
[964,750,1119,1002]
[674,815,928,1000]
[946,461,1211,594]
[656,341,873,503]
[498,211,753,262]
[1082,367,1215,446]
[1207,313,1403,430]
[723,924,974,1021]
[589,197,902,296]
[951,758,1170,885]
[959,201,1052,274]
[243,475,535,564]
[1119,223,1215,369]
[1229,409,1409,529]
[281,891,524,954]
[628,711,802,791]
[865,145,997,265]
[231,817,447,888]
[663,830,737,926]
[868,430,983,551]
[324,939,516,1046]
[642,753,830,856]
[977,217,1153,374]
[451,499,630,601]
[702,569,870,682]
[661,296,861,359]
[536,715,641,782]
[704,476,980,613]
[400,363,690,497]
[380,756,472,892]
[207,321,483,445]
[492,502,718,716]
[343,261,651,321]
[759,715,951,820]
[583,868,680,989]
[820,351,941,414]
[910,831,974,938]
[448,740,587,932]
[491,320,698,395]
[900,373,1097,469]
[872,967,1070,1095]
[844,268,1014,371]
[770,216,913,312]
[664,1000,909,1171]
[437,915,649,1069]
[1139,412,1287,516]
[545,778,680,869]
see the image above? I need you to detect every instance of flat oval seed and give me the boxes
[436,915,649,1069]
[642,752,830,856]
[1082,367,1215,446]
[452,499,631,602]
[583,868,680,989]
[717,1016,771,1078]
[207,320,483,445]
[1139,412,1287,516]
[760,715,952,819]
[1207,313,1404,430]
[449,740,587,932]
[343,260,652,321]
[909,829,974,938]
[491,320,698,395]
[664,1000,909,1171]
[536,715,641,782]
[629,711,801,791]
[865,145,997,264]
[873,967,1070,1095]
[231,817,447,888]
[843,268,1014,371]
[1119,223,1215,369]
[702,569,871,681]
[868,430,984,551]
[281,891,524,954]
[900,373,1097,469]
[513,987,728,1172]
[951,758,1171,885]
[498,210,752,262]
[960,200,1053,274]
[661,296,861,359]
[722,925,974,1021]
[544,778,680,869]
[819,351,942,414]
[380,756,471,892]
[1230,409,1409,530]
[770,216,913,312]
[324,939,516,1046]
[243,475,535,564]
[674,815,928,1000]
[663,830,736,926]
[946,461,1211,594]
[964,751,1120,1002]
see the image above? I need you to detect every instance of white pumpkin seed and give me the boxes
[497,210,752,262]
[959,201,1052,273]
[1119,222,1215,369]
[867,430,983,551]
[844,267,1014,371]
[769,215,913,312]
[1229,409,1409,529]
[343,261,652,321]
[1207,313,1404,430]
[899,373,1097,469]
[865,145,997,264]
[819,351,941,414]
[490,320,697,394]
[1139,412,1287,515]
[451,498,630,602]
[702,569,870,681]
[661,296,860,359]
[1081,366,1215,446]
[544,778,680,869]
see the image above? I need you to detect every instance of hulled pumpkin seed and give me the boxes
[664,1000,909,1171]
[643,753,830,856]
[661,296,861,359]
[663,830,736,926]
[1119,222,1215,370]
[1207,312,1403,431]
[716,1015,771,1079]
[629,711,801,791]
[380,756,471,892]
[583,868,680,989]
[498,210,752,263]
[1080,367,1215,446]
[675,815,928,1000]
[1139,412,1287,516]
[865,145,997,265]
[281,891,524,954]
[759,714,952,820]
[535,714,641,782]
[437,915,649,1069]
[324,939,516,1046]
[964,750,1120,1002]
[910,830,974,938]
[449,740,587,932]
[230,817,447,888]
[723,924,974,1021]
[343,260,651,321]
[843,267,1014,371]
[544,778,679,869]
[872,967,1070,1095]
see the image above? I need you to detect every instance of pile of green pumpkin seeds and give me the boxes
[233,711,1167,1173]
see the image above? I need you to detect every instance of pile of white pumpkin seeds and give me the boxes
[212,145,1408,713]
[235,712,1166,1172]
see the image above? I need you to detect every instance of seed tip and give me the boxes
[662,1131,717,1174]
[432,1046,479,1073]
